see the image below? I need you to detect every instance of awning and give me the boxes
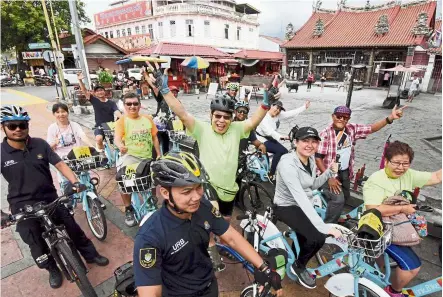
[238,59,260,67]
[205,58,218,63]
[218,59,238,64]
[314,63,341,67]
[351,64,367,69]
[288,63,308,67]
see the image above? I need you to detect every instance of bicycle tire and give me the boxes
[329,283,386,297]
[239,181,273,212]
[56,240,97,297]
[85,195,107,241]
[240,285,275,297]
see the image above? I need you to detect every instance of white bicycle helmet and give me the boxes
[1,105,30,123]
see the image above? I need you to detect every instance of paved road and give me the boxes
[1,85,441,296]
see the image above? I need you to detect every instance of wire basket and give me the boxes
[65,155,106,172]
[117,176,152,194]
[347,223,393,259]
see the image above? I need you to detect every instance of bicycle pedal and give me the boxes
[214,263,226,272]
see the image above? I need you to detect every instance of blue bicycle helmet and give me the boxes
[1,105,30,123]
[235,100,250,112]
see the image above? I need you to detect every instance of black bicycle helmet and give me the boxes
[210,94,235,113]
[151,151,208,187]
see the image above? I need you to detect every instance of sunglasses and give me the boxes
[334,114,350,121]
[213,114,232,120]
[4,122,29,131]
[237,110,248,115]
[125,102,140,107]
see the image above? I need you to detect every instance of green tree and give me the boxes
[1,0,89,66]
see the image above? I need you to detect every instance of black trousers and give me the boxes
[16,205,98,269]
[264,139,288,176]
[164,278,218,297]
[307,81,312,89]
[321,169,350,223]
[274,205,325,266]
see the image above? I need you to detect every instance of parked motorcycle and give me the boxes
[34,75,55,86]
[1,75,24,87]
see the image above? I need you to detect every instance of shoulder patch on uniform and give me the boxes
[211,206,221,218]
[139,248,156,268]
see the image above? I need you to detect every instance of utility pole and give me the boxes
[49,0,62,54]
[68,0,91,89]
[41,0,68,101]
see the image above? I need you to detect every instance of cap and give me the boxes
[272,100,285,111]
[333,106,352,115]
[294,126,321,141]
[94,85,105,91]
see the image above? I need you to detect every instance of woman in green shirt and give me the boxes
[363,141,442,297]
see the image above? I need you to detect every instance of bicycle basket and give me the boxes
[116,160,151,194]
[347,223,393,258]
[114,261,136,297]
[65,147,107,172]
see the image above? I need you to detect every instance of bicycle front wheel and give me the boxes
[56,240,97,297]
[85,195,107,241]
[239,181,273,212]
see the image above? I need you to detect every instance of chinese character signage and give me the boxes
[94,1,151,28]
[22,52,44,60]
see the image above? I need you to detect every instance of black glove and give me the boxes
[63,182,86,196]
[1,210,11,228]
[254,264,282,291]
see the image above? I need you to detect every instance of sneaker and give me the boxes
[207,245,225,272]
[383,286,404,297]
[47,265,63,289]
[124,209,136,227]
[290,261,316,289]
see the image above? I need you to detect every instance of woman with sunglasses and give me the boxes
[47,103,93,158]
[363,141,442,297]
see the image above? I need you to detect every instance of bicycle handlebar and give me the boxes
[259,283,272,297]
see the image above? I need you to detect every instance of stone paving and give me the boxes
[1,85,442,297]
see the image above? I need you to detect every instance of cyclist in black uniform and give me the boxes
[133,152,282,297]
[0,105,109,289]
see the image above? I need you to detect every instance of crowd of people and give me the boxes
[0,61,441,297]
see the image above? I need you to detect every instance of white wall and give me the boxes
[85,41,120,54]
[97,14,259,49]
[259,36,280,52]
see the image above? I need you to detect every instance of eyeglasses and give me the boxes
[389,161,410,168]
[125,102,140,107]
[334,114,350,121]
[237,110,248,115]
[213,114,232,120]
[4,122,29,131]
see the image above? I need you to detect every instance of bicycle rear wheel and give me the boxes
[85,195,107,241]
[239,181,273,212]
[56,240,97,297]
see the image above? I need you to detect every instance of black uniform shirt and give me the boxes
[133,199,229,296]
[1,137,61,213]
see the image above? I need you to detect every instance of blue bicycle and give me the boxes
[64,151,108,241]
[116,162,158,226]
[99,122,120,168]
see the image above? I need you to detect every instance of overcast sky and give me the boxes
[83,0,442,38]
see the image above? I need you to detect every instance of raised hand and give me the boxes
[391,104,407,120]
[305,100,311,109]
[77,72,84,80]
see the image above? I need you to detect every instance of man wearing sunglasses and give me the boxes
[77,72,122,152]
[315,104,407,223]
[114,93,161,226]
[234,101,266,154]
[0,105,109,289]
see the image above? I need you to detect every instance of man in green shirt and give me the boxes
[363,141,441,297]
[144,62,280,269]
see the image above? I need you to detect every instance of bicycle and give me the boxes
[63,151,108,241]
[116,161,158,226]
[4,195,98,297]
[98,122,120,168]
[237,149,274,212]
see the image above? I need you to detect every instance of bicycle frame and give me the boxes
[312,190,364,222]
[103,138,119,167]
[131,190,157,223]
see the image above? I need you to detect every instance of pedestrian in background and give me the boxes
[320,73,326,92]
[307,71,314,92]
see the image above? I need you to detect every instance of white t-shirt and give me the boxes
[410,78,420,91]
[39,68,45,76]
[335,129,352,170]
[47,121,87,157]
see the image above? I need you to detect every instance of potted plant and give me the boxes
[98,70,113,88]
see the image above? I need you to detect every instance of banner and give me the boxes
[22,52,44,60]
[94,1,151,28]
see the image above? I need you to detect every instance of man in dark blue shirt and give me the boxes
[133,152,282,297]
[0,105,109,289]
[77,72,122,151]
[234,101,266,154]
